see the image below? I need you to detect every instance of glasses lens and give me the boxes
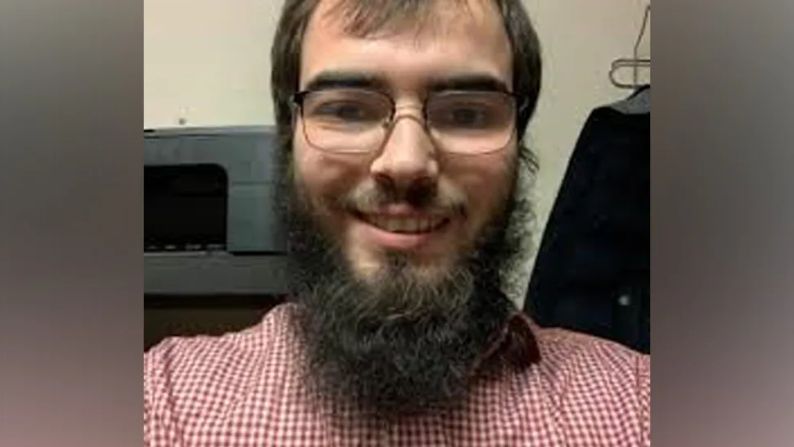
[301,89,391,153]
[426,92,516,153]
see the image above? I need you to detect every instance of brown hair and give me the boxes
[270,0,542,163]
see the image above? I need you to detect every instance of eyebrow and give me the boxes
[302,71,511,94]
[302,71,389,92]
[427,74,511,94]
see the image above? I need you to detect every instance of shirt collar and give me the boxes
[474,311,542,373]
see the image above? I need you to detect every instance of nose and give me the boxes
[369,113,439,193]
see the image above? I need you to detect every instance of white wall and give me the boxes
[144,0,650,305]
[144,0,281,127]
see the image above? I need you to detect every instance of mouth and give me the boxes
[356,212,449,234]
[350,209,453,251]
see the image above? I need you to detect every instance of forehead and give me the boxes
[300,0,513,92]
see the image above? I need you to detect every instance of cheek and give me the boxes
[292,137,367,213]
[447,152,516,222]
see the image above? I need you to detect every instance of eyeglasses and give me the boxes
[292,88,523,155]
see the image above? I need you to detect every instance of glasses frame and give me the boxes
[291,88,527,155]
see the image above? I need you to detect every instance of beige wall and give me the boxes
[144,0,650,305]
[144,0,281,127]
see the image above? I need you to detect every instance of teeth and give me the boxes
[366,215,444,233]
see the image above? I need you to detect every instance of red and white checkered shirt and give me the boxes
[144,303,650,446]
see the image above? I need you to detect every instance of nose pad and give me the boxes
[370,114,439,191]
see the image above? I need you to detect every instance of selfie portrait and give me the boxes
[144,0,650,445]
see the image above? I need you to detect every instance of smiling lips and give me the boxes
[359,213,449,234]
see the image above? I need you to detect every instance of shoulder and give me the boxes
[143,303,305,444]
[531,326,650,399]
[526,326,650,445]
[533,326,649,375]
[145,302,298,369]
[144,303,301,410]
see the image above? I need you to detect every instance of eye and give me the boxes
[449,108,488,127]
[314,101,377,122]
[428,92,515,133]
[432,104,496,130]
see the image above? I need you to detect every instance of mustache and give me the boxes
[337,178,468,216]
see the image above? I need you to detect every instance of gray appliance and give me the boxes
[144,126,289,296]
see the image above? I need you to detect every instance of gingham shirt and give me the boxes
[144,303,650,446]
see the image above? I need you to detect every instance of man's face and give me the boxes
[293,0,518,284]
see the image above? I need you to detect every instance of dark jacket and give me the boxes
[525,87,650,353]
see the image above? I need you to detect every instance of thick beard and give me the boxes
[280,152,527,418]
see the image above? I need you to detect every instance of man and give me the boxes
[144,0,651,445]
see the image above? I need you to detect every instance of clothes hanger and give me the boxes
[609,4,651,89]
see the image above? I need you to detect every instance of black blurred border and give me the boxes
[0,0,141,446]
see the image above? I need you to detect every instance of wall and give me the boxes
[144,0,650,305]
[144,0,281,127]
